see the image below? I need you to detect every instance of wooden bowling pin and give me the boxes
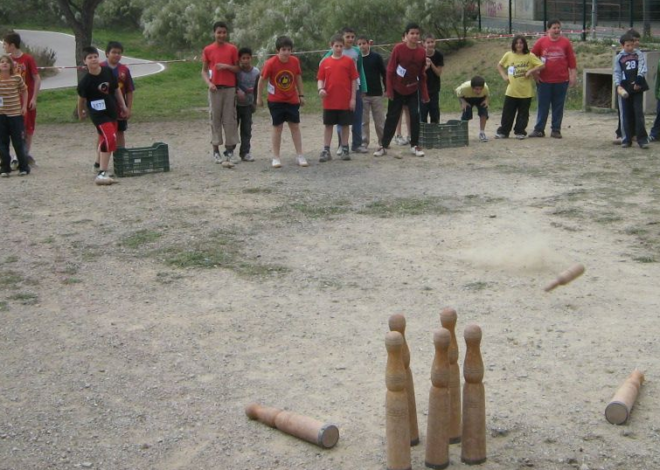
[440,307,461,444]
[605,369,645,425]
[461,324,487,465]
[425,329,451,470]
[245,403,339,448]
[389,314,420,446]
[544,263,585,292]
[385,331,412,470]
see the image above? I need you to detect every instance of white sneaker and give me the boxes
[95,171,115,186]
[353,145,369,153]
[394,135,407,146]
[10,158,19,171]
[213,151,222,164]
[296,155,309,167]
[373,147,386,157]
[226,150,240,165]
[479,132,489,142]
[515,133,526,140]
[410,146,425,157]
[242,153,255,162]
[221,154,235,169]
[272,158,282,168]
[336,146,343,156]
[494,133,507,139]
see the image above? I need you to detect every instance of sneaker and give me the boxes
[528,130,545,138]
[340,149,351,161]
[93,162,101,173]
[221,154,235,169]
[336,146,343,156]
[640,142,650,149]
[95,171,115,186]
[550,130,562,139]
[27,155,38,167]
[479,132,489,142]
[410,146,425,157]
[1,172,8,178]
[495,133,508,139]
[213,151,223,164]
[621,142,632,148]
[271,158,282,168]
[373,147,386,157]
[297,155,309,167]
[10,158,19,171]
[19,171,29,176]
[353,145,369,153]
[241,153,255,162]
[515,133,527,140]
[224,149,240,165]
[394,135,407,146]
[319,149,332,162]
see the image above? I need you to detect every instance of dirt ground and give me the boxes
[1,109,660,470]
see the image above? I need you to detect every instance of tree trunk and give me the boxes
[55,0,103,78]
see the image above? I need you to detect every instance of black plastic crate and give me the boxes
[113,142,170,177]
[419,120,469,149]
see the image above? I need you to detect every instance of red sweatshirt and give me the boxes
[386,42,429,102]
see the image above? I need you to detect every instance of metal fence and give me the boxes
[471,0,660,38]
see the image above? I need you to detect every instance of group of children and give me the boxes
[2,23,658,183]
[0,32,40,177]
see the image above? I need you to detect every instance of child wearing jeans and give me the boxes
[0,54,30,177]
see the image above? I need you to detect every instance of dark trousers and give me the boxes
[0,115,29,173]
[382,90,420,147]
[649,99,660,139]
[420,89,440,123]
[497,96,531,137]
[534,81,569,133]
[619,92,648,145]
[236,105,253,156]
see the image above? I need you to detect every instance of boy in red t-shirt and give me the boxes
[317,34,358,162]
[201,21,240,168]
[3,32,41,167]
[256,36,308,168]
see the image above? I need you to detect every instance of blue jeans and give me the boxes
[337,90,364,150]
[650,99,660,139]
[534,81,569,133]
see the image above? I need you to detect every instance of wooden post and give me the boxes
[385,331,412,470]
[425,329,451,469]
[389,314,420,446]
[461,324,487,465]
[440,307,461,444]
[605,369,645,425]
[245,403,339,449]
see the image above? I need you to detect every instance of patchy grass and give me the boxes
[243,187,274,195]
[62,278,83,285]
[159,230,289,277]
[632,256,657,263]
[275,200,353,219]
[8,292,39,305]
[463,281,493,291]
[120,229,163,249]
[0,270,25,288]
[358,197,451,218]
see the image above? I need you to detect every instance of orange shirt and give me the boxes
[317,55,358,110]
[261,55,302,104]
[202,42,238,87]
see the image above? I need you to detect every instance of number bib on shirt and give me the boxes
[396,65,407,78]
[0,97,4,108]
[90,99,107,111]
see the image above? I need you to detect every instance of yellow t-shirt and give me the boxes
[455,80,489,98]
[498,51,543,98]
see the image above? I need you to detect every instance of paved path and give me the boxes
[17,29,165,90]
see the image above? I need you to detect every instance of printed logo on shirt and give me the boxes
[97,82,111,94]
[274,69,294,92]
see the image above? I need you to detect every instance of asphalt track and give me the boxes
[16,29,165,90]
